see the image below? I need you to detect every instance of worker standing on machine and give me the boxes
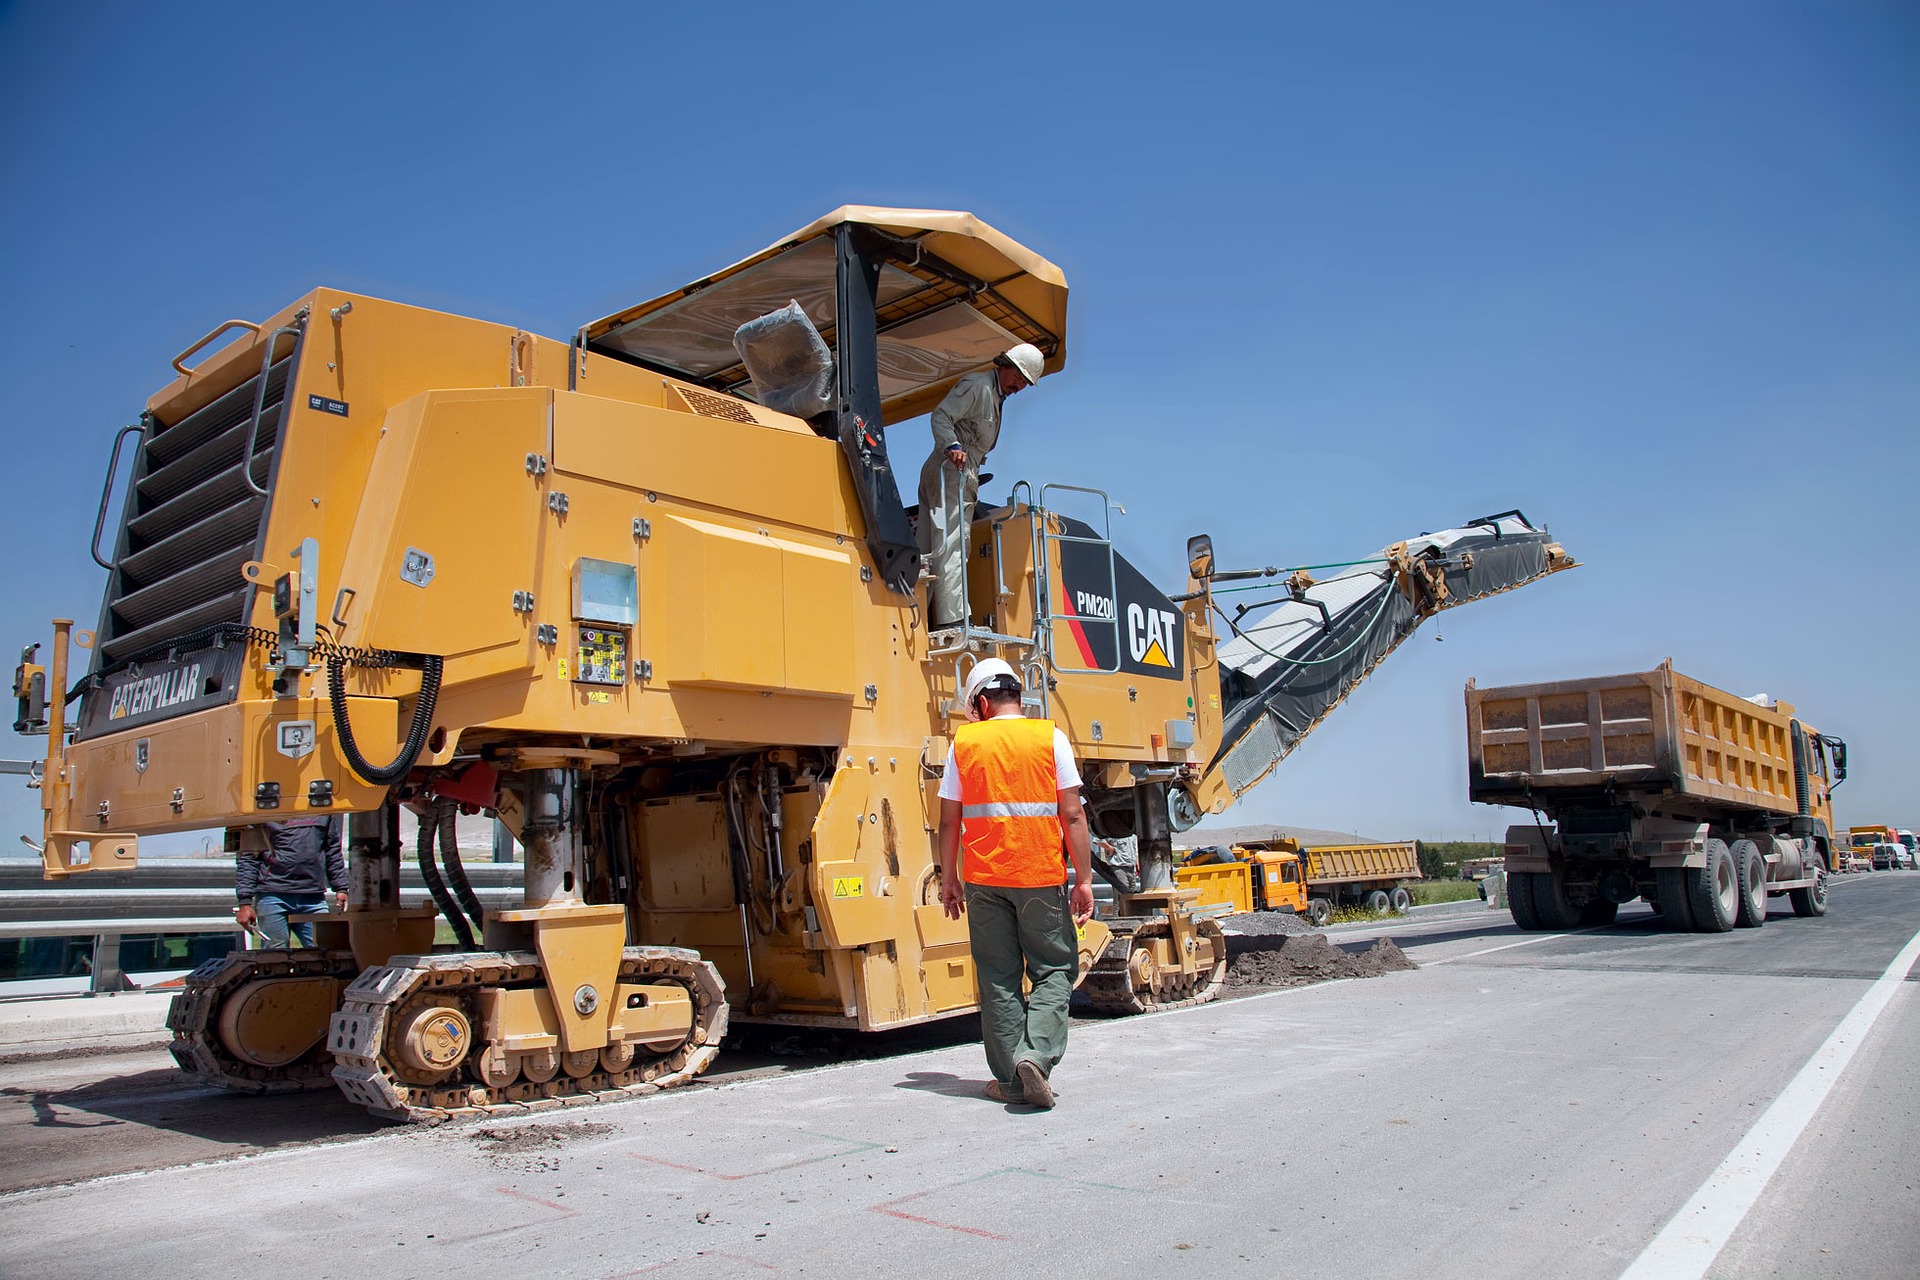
[917,343,1044,631]
[234,816,346,948]
[938,659,1096,1108]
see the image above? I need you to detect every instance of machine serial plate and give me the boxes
[575,626,628,685]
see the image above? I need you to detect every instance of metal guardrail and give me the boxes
[0,858,525,995]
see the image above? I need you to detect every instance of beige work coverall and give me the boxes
[916,371,1004,626]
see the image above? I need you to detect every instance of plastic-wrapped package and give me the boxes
[732,300,835,419]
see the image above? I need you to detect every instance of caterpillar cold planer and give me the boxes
[13,207,1577,1119]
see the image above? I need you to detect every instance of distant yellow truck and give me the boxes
[1845,826,1895,871]
[1175,838,1423,924]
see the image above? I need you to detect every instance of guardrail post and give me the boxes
[88,930,136,995]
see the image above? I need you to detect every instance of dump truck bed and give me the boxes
[1466,661,1802,818]
[1302,842,1420,885]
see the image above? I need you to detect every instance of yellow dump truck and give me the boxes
[1175,838,1422,924]
[1845,826,1894,871]
[11,207,1578,1121]
[1466,661,1848,932]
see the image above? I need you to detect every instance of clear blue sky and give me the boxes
[0,1,1913,852]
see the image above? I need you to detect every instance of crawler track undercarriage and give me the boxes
[169,944,726,1122]
[331,946,726,1122]
[169,948,361,1093]
[1082,912,1228,1014]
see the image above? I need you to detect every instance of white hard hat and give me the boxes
[961,658,1023,721]
[1000,343,1043,387]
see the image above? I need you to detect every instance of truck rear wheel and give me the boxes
[1530,871,1582,931]
[1389,887,1412,913]
[1364,890,1390,913]
[1508,872,1543,930]
[1732,839,1767,929]
[1655,867,1696,931]
[1687,839,1738,932]
[1789,868,1828,918]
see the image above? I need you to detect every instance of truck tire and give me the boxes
[1578,900,1618,927]
[1389,887,1412,913]
[1687,839,1738,933]
[1508,871,1543,930]
[1364,889,1390,912]
[1732,839,1767,929]
[1655,867,1696,931]
[1789,868,1829,918]
[1531,871,1582,931]
[1305,897,1332,926]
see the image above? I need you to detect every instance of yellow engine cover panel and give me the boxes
[339,390,547,677]
[649,515,855,697]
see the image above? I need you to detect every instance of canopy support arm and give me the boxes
[833,224,920,594]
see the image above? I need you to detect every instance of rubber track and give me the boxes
[327,946,727,1122]
[167,948,360,1093]
[1082,918,1228,1015]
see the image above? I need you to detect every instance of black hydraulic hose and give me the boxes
[437,804,486,931]
[328,653,443,787]
[416,809,473,948]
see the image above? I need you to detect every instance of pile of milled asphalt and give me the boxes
[1216,908,1315,937]
[1223,933,1417,988]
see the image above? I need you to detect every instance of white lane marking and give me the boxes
[1423,935,1564,966]
[1619,922,1920,1280]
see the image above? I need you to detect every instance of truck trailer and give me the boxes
[1466,661,1847,932]
[1175,838,1422,924]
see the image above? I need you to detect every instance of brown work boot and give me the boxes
[984,1079,1024,1104]
[1015,1060,1055,1109]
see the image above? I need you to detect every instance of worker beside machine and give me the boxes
[917,342,1043,631]
[234,817,346,948]
[938,659,1094,1108]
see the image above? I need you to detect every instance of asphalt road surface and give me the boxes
[2,874,1916,1279]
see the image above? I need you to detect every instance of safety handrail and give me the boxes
[170,319,261,377]
[1036,482,1122,676]
[89,424,147,571]
[237,321,307,498]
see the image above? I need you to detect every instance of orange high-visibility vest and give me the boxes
[954,716,1066,888]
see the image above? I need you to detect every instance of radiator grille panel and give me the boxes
[96,352,292,665]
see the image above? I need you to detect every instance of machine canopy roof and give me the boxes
[582,206,1068,424]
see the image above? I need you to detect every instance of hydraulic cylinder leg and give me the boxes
[1135,781,1175,892]
[347,806,402,910]
[520,768,585,909]
[334,803,436,967]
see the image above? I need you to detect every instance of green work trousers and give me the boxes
[964,882,1078,1086]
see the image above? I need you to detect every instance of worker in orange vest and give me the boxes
[938,658,1095,1108]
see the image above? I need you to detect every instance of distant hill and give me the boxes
[1183,822,1388,849]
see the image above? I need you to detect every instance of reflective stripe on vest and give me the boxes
[955,716,1066,888]
[960,801,1060,819]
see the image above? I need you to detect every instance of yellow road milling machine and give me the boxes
[13,207,1578,1120]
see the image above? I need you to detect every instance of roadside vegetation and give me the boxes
[1410,879,1482,905]
[1416,840,1502,879]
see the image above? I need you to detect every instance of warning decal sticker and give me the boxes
[832,875,865,899]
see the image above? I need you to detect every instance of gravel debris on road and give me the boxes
[1224,934,1417,988]
[1216,909,1315,937]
